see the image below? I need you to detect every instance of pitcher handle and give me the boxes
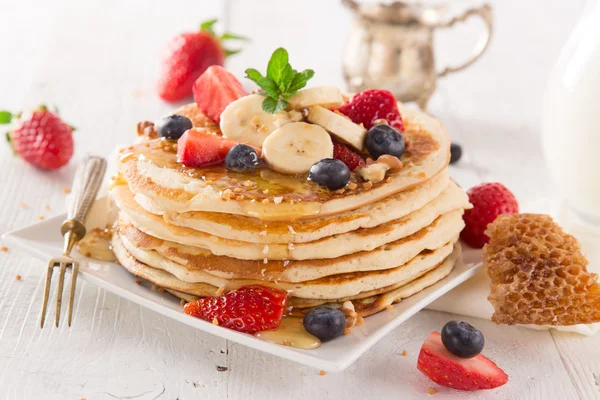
[436,4,493,78]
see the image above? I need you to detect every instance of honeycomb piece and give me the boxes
[483,213,600,325]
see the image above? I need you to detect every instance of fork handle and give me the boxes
[60,156,107,244]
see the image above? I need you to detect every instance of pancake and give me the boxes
[134,170,452,244]
[114,230,457,299]
[114,232,461,316]
[113,183,466,260]
[117,208,464,281]
[119,104,450,221]
[291,244,461,315]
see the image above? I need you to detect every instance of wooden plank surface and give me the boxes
[0,0,598,399]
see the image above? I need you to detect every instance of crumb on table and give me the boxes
[134,279,142,285]
[401,350,407,356]
[1,246,8,252]
[63,188,71,194]
[15,274,21,281]
[38,216,45,220]
[427,387,437,395]
[319,370,326,376]
[217,366,228,372]
[20,202,28,208]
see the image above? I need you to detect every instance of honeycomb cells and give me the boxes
[483,213,600,325]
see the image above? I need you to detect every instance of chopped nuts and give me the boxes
[221,189,234,200]
[273,196,283,204]
[348,182,358,190]
[362,181,373,190]
[233,187,243,193]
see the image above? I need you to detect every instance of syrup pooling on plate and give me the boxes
[78,227,116,261]
[255,316,321,349]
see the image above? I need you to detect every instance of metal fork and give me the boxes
[40,155,107,328]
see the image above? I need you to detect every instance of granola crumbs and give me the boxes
[283,339,291,346]
[230,178,238,184]
[15,274,21,281]
[242,180,254,187]
[319,370,326,376]
[233,187,243,193]
[418,172,427,178]
[45,204,51,211]
[427,387,437,395]
[63,188,71,194]
[38,216,45,220]
[348,182,358,190]
[385,176,392,183]
[221,189,234,200]
[20,202,28,208]
[1,246,8,252]
[362,181,373,190]
[262,199,270,205]
[401,350,407,356]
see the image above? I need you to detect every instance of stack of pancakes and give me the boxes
[110,103,471,317]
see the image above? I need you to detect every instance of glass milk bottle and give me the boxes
[541,0,600,223]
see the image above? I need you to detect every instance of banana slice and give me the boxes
[220,94,292,148]
[307,106,367,151]
[262,122,333,174]
[288,86,344,109]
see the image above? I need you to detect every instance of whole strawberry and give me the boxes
[157,19,247,102]
[461,182,519,248]
[337,89,404,132]
[183,285,287,334]
[1,106,74,170]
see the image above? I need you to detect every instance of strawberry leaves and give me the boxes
[245,47,315,113]
[0,111,12,124]
[200,18,248,59]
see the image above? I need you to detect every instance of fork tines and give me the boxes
[40,256,80,328]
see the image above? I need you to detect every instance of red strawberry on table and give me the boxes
[461,182,519,248]
[337,89,405,132]
[1,106,74,170]
[184,285,287,334]
[193,65,247,124]
[157,19,246,102]
[333,142,365,171]
[418,332,508,391]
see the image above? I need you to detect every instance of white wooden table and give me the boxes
[1,0,599,399]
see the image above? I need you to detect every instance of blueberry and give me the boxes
[365,124,405,159]
[225,144,260,172]
[303,306,347,342]
[156,114,193,140]
[441,320,484,358]
[450,143,462,164]
[308,158,350,190]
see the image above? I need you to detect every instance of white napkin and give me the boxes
[427,200,600,336]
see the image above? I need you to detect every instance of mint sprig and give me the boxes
[245,48,315,113]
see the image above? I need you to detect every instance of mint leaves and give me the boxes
[245,48,315,113]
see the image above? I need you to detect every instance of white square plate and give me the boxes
[2,197,482,372]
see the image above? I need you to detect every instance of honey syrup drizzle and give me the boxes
[78,227,116,262]
[255,316,321,349]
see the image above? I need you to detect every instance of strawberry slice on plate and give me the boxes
[418,332,509,391]
[337,89,404,132]
[183,285,287,334]
[193,65,247,124]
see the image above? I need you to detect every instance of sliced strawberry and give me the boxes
[337,89,404,132]
[193,65,247,124]
[184,285,287,334]
[418,332,508,391]
[333,142,365,171]
[177,129,239,168]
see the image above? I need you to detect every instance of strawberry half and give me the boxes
[333,142,365,171]
[193,65,247,124]
[183,285,287,334]
[2,106,74,170]
[337,89,404,132]
[418,332,508,391]
[461,182,519,248]
[157,19,246,102]
[177,129,239,168]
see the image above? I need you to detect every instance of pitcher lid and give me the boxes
[343,0,446,25]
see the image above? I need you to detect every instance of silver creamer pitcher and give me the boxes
[342,0,493,110]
